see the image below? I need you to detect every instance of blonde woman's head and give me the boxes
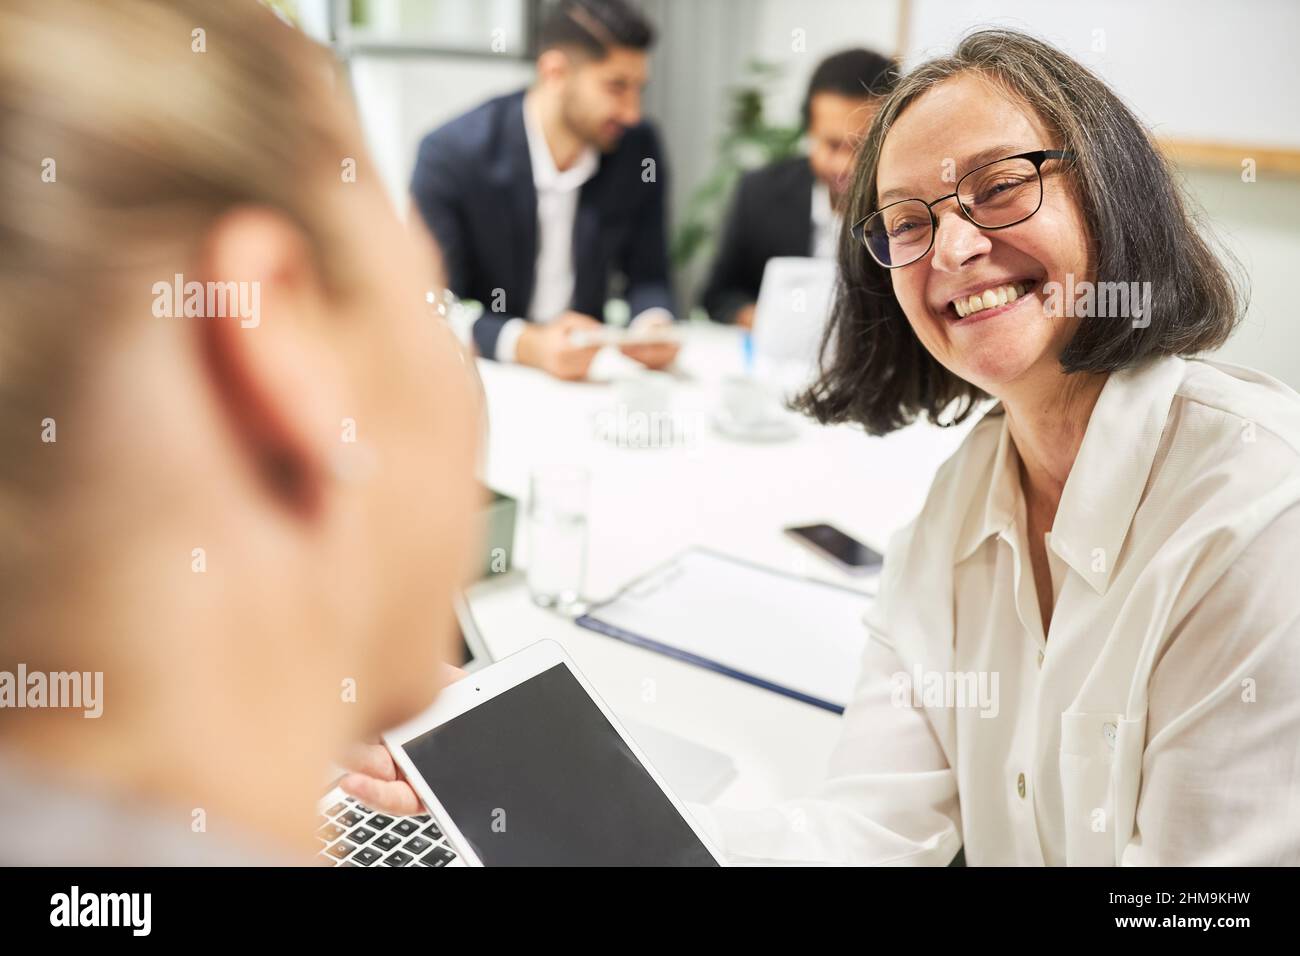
[0,0,479,846]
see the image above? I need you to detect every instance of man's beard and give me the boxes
[562,97,621,153]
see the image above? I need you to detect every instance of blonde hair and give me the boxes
[0,0,356,607]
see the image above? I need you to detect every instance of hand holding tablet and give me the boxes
[382,640,723,866]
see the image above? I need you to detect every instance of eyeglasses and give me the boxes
[427,286,486,375]
[851,149,1075,269]
[426,287,473,363]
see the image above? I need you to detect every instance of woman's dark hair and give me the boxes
[801,48,899,128]
[795,29,1245,435]
[537,0,656,59]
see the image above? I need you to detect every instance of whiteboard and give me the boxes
[901,0,1300,150]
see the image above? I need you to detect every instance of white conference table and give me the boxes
[465,321,972,810]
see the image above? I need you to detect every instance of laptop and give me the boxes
[752,256,838,394]
[315,597,734,866]
[314,595,491,867]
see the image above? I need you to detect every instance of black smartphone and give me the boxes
[784,523,883,575]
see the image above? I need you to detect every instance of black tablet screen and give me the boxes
[402,663,718,866]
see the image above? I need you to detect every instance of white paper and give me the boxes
[588,549,872,709]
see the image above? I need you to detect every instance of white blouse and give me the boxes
[693,355,1300,865]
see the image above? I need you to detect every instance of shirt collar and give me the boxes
[955,355,1187,594]
[1050,355,1186,593]
[810,179,833,226]
[955,406,1020,564]
[522,92,598,193]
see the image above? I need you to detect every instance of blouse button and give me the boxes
[1016,772,1026,799]
[1037,649,1045,668]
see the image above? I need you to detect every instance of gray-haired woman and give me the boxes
[696,29,1300,865]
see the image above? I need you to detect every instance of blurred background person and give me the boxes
[0,0,480,864]
[410,0,679,381]
[700,48,898,328]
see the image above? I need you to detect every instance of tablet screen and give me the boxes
[401,663,718,866]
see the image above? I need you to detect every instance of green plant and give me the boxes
[671,59,803,272]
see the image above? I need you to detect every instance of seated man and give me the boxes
[411,0,678,381]
[700,48,898,328]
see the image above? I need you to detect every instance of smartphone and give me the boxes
[784,523,883,575]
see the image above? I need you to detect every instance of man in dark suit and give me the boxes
[700,49,899,328]
[411,0,678,380]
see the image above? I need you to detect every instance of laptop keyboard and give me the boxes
[316,792,459,867]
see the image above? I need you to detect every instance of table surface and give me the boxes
[466,321,973,808]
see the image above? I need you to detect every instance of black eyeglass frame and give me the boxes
[850,149,1076,269]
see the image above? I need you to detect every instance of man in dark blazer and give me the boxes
[700,49,899,328]
[411,0,678,380]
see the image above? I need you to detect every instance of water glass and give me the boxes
[526,467,590,614]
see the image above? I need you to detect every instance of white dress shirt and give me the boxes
[809,180,842,260]
[495,94,672,363]
[494,94,599,363]
[691,355,1300,865]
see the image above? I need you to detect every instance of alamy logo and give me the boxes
[1041,274,1152,328]
[152,273,261,328]
[50,886,151,936]
[0,664,102,718]
[891,665,1000,718]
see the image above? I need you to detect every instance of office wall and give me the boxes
[1181,168,1300,390]
[642,0,899,308]
[350,54,534,211]
[743,0,901,123]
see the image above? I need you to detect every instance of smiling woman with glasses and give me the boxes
[688,30,1300,867]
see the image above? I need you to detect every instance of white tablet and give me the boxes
[567,325,681,349]
[383,639,725,866]
[450,592,491,672]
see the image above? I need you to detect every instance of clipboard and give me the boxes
[575,548,874,713]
